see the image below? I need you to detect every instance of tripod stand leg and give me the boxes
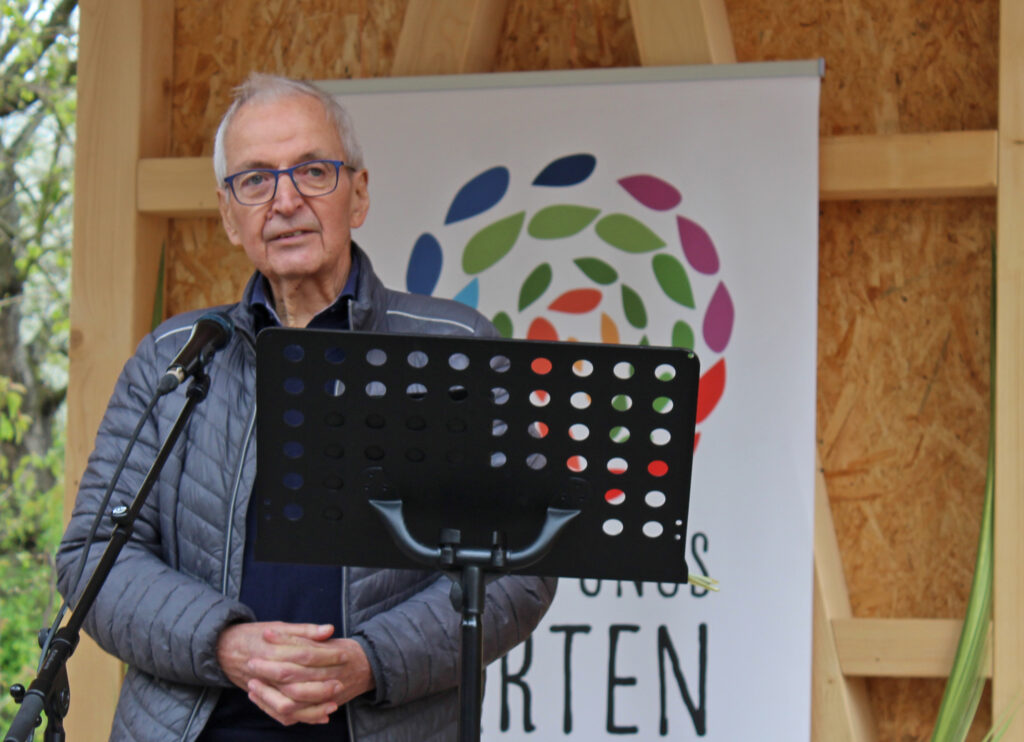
[458,564,485,742]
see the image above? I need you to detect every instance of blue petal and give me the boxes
[532,154,597,187]
[452,278,479,309]
[445,167,510,224]
[406,233,443,295]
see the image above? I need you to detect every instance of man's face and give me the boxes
[217,93,369,288]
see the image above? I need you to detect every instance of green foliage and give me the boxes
[0,0,78,729]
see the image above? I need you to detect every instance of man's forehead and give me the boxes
[224,94,344,164]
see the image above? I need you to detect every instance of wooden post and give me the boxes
[392,0,509,76]
[628,0,736,66]
[994,0,1024,737]
[65,0,172,737]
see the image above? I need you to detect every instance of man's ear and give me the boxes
[349,169,370,229]
[218,188,242,245]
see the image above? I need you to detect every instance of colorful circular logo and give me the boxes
[405,153,731,450]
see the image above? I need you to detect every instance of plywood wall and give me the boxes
[166,1,998,739]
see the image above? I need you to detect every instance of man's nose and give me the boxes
[271,173,304,212]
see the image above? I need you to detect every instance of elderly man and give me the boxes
[57,73,556,742]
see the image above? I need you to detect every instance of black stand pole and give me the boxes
[4,375,211,742]
[369,499,579,742]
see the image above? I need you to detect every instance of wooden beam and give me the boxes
[67,0,173,737]
[628,0,737,65]
[812,461,877,741]
[994,0,1024,738]
[392,0,509,76]
[820,130,997,200]
[834,618,992,678]
[137,132,998,217]
[137,156,217,216]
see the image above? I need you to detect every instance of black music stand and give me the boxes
[253,329,699,741]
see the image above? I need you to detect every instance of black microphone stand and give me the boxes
[4,373,212,742]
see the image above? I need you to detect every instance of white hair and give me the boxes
[212,72,365,184]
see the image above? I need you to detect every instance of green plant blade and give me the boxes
[527,205,601,239]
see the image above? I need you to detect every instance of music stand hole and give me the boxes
[283,503,304,522]
[648,460,669,477]
[323,347,344,364]
[449,352,470,371]
[645,490,667,508]
[284,344,305,362]
[568,423,589,441]
[490,451,507,468]
[572,359,594,377]
[283,377,304,395]
[608,457,628,474]
[613,362,635,379]
[324,379,345,397]
[366,382,387,398]
[611,394,632,411]
[531,357,552,375]
[610,426,630,443]
[605,489,625,505]
[530,390,550,407]
[490,355,511,373]
[407,415,427,431]
[365,413,386,429]
[643,521,664,538]
[366,348,387,366]
[570,391,591,409]
[407,350,429,368]
[491,387,510,405]
[602,519,624,536]
[526,453,547,470]
[283,441,304,459]
[655,363,677,381]
[406,383,428,400]
[653,396,674,413]
[567,455,587,473]
[365,445,385,461]
[449,385,469,402]
[528,421,548,439]
[283,409,304,427]
[406,448,425,462]
[492,419,509,437]
[650,428,671,445]
[282,473,303,490]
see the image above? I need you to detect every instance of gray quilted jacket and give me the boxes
[56,246,557,741]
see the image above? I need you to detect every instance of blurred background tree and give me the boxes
[0,0,77,728]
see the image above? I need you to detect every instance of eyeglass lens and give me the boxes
[233,161,339,204]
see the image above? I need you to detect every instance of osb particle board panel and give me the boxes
[166,2,998,739]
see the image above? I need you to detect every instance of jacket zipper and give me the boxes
[179,329,258,742]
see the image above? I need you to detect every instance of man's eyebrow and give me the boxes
[233,152,336,171]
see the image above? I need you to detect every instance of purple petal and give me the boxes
[618,175,682,211]
[677,216,720,274]
[703,282,734,353]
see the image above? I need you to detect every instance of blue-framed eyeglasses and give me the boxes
[223,159,350,206]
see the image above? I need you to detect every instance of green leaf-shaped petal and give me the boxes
[528,205,601,239]
[672,320,695,350]
[652,253,695,308]
[595,214,666,253]
[492,311,513,338]
[574,257,618,285]
[621,284,648,329]
[519,263,553,311]
[462,212,526,274]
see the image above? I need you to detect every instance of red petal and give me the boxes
[696,359,725,424]
[527,317,558,341]
[548,289,602,313]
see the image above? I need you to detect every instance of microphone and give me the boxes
[156,312,234,394]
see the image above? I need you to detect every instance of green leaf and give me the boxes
[652,253,696,308]
[595,214,666,253]
[672,321,695,350]
[621,284,647,329]
[492,311,513,338]
[462,212,526,274]
[518,263,552,311]
[574,257,618,285]
[527,205,600,239]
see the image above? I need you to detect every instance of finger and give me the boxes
[263,623,334,644]
[251,640,348,670]
[276,679,344,704]
[247,656,339,685]
[248,678,338,726]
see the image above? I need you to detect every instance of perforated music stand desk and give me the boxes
[253,328,699,740]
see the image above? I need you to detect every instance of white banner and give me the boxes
[324,63,821,740]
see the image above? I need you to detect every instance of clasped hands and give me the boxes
[216,621,375,726]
